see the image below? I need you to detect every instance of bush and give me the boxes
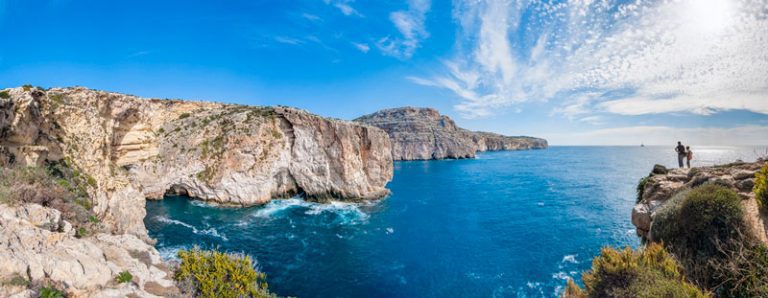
[707,234,768,297]
[636,176,650,203]
[38,286,65,298]
[0,163,102,235]
[115,271,133,284]
[650,184,765,295]
[178,112,191,119]
[22,84,33,91]
[755,162,768,211]
[563,243,707,298]
[0,90,10,99]
[175,248,275,298]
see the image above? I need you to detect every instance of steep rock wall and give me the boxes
[354,107,547,160]
[0,87,393,239]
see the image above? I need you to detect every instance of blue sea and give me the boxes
[145,146,765,297]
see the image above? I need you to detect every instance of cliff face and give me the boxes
[0,87,393,239]
[353,107,548,160]
[632,162,767,243]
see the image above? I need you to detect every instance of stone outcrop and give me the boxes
[0,86,393,239]
[0,203,178,298]
[354,107,547,160]
[632,161,767,243]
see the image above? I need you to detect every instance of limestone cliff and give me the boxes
[354,107,547,160]
[632,161,767,243]
[0,86,393,239]
[0,203,178,297]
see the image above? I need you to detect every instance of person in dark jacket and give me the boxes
[675,141,686,168]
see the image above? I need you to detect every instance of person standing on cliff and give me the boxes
[675,141,686,168]
[686,146,693,168]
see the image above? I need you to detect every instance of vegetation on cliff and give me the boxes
[175,248,275,298]
[571,178,768,297]
[563,243,707,298]
[755,162,768,211]
[0,162,103,237]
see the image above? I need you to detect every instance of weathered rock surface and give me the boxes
[0,87,394,240]
[0,204,177,297]
[632,161,767,244]
[354,107,547,160]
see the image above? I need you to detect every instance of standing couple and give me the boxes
[675,141,694,168]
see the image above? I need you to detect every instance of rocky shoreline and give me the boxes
[0,86,549,297]
[0,86,397,297]
[632,161,768,244]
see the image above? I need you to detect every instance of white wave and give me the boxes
[246,198,370,225]
[304,201,370,224]
[154,216,228,241]
[190,200,219,208]
[552,271,570,281]
[561,255,578,264]
[252,198,310,218]
[157,245,189,261]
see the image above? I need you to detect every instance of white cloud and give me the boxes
[301,13,322,22]
[549,125,768,146]
[412,0,768,118]
[377,0,431,59]
[274,36,304,45]
[324,0,362,17]
[351,42,370,53]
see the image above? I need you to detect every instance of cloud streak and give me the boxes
[377,0,431,59]
[324,0,362,17]
[411,0,768,119]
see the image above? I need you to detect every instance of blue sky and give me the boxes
[1,0,767,145]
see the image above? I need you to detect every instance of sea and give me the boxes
[145,146,766,297]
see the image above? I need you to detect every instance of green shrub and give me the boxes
[75,227,88,238]
[755,162,768,211]
[22,84,33,91]
[115,271,133,284]
[87,215,100,224]
[4,273,29,287]
[38,286,65,298]
[563,243,707,298]
[178,112,191,119]
[0,90,10,99]
[650,184,764,295]
[175,248,275,298]
[636,176,650,203]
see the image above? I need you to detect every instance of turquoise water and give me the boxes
[145,146,765,297]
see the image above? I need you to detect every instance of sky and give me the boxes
[0,0,767,145]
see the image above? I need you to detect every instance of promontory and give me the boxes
[354,107,547,160]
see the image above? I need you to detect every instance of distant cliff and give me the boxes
[354,107,547,160]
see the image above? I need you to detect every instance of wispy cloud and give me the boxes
[301,13,322,22]
[274,36,304,45]
[324,0,362,17]
[549,125,768,146]
[377,0,431,59]
[411,0,768,119]
[351,42,370,53]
